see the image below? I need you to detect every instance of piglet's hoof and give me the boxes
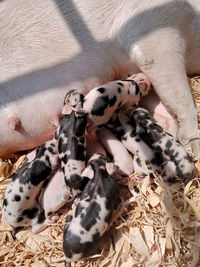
[47,213,59,223]
[183,137,200,157]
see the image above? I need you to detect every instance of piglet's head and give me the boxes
[62,89,84,115]
[130,107,151,123]
[128,73,152,96]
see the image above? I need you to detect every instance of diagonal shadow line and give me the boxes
[0,0,198,106]
[54,0,96,47]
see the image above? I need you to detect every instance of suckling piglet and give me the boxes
[63,154,121,263]
[129,107,195,182]
[2,140,59,234]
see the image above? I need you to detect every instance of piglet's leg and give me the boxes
[133,155,149,175]
[46,213,60,223]
[162,161,178,183]
[97,127,134,176]
[86,122,98,140]
[32,222,48,234]
[11,226,24,240]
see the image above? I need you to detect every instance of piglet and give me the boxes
[118,110,162,175]
[55,90,88,199]
[39,168,71,223]
[83,73,151,130]
[97,127,134,176]
[130,107,195,182]
[2,140,59,234]
[63,154,121,263]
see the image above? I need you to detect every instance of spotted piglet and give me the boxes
[129,107,195,182]
[55,90,88,200]
[2,140,59,235]
[83,73,151,134]
[63,154,121,263]
[118,109,162,175]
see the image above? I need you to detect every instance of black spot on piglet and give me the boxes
[97,87,105,94]
[37,210,46,224]
[22,206,39,219]
[14,195,21,201]
[135,83,140,95]
[3,198,8,206]
[19,187,24,193]
[91,96,110,116]
[66,174,83,190]
[23,161,51,186]
[80,201,101,231]
[17,216,24,222]
[63,230,100,260]
[74,115,87,137]
[109,95,117,107]
[136,157,142,167]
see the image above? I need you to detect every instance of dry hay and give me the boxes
[1,78,200,267]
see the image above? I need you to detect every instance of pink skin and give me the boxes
[140,90,178,137]
[48,114,61,129]
[7,116,21,130]
[26,148,37,162]
[97,127,134,176]
[39,169,71,223]
[86,134,107,159]
[162,161,178,182]
[81,164,94,180]
[82,138,107,179]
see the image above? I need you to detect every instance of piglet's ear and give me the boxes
[81,165,94,180]
[63,89,78,105]
[106,163,119,175]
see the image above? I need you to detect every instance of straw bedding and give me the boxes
[0,77,200,267]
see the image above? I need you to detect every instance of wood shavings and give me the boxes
[10,155,27,176]
[143,225,154,249]
[0,163,12,182]
[147,193,161,208]
[126,228,149,255]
